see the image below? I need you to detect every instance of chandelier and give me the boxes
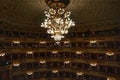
[41,0,75,44]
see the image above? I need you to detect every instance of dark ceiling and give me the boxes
[0,0,120,32]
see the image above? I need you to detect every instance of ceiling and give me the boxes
[0,0,120,32]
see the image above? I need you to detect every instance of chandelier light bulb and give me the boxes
[58,8,65,14]
[44,11,47,14]
[41,23,44,27]
[65,30,68,34]
[49,8,56,14]
[54,34,62,42]
[51,35,54,38]
[61,30,65,34]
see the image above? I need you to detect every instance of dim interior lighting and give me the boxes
[52,51,58,54]
[64,60,70,64]
[90,62,97,66]
[27,71,33,75]
[40,41,46,44]
[106,52,114,56]
[13,40,20,44]
[76,72,83,76]
[13,63,20,67]
[76,51,82,54]
[52,70,58,73]
[0,52,5,56]
[26,51,33,54]
[107,77,115,80]
[40,60,46,64]
[90,40,97,44]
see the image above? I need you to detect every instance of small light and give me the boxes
[64,60,70,64]
[90,40,97,43]
[40,60,46,64]
[106,52,114,56]
[56,41,60,45]
[52,70,58,73]
[90,62,97,66]
[0,52,5,56]
[6,62,9,64]
[26,71,33,75]
[49,8,56,15]
[76,72,83,76]
[52,51,58,54]
[54,34,62,42]
[13,63,20,67]
[40,41,46,44]
[76,51,82,54]
[13,40,20,44]
[26,51,33,54]
[51,36,54,38]
[61,36,64,38]
[64,41,70,44]
[58,8,65,14]
[107,77,115,80]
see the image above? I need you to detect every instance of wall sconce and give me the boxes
[64,60,70,64]
[26,51,33,54]
[26,71,33,75]
[90,40,97,44]
[90,62,97,66]
[106,52,114,56]
[76,72,83,76]
[0,52,5,56]
[52,70,58,73]
[76,51,82,54]
[40,41,46,44]
[64,41,70,44]
[52,51,58,54]
[13,63,20,67]
[40,60,46,64]
[13,40,20,44]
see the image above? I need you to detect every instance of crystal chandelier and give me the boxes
[41,0,75,44]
